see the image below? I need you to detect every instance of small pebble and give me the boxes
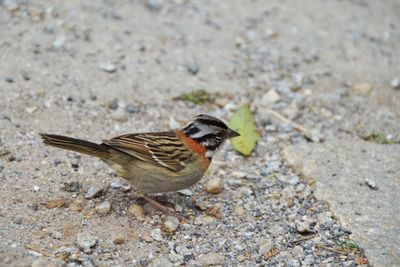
[281,186,296,207]
[25,106,38,114]
[95,201,111,215]
[150,257,174,267]
[365,178,378,190]
[197,252,225,266]
[163,216,180,233]
[258,238,273,257]
[390,78,400,90]
[234,206,245,216]
[294,216,315,233]
[317,211,333,225]
[108,98,119,110]
[52,35,66,49]
[5,77,14,83]
[21,71,30,81]
[76,232,97,253]
[98,62,117,73]
[45,198,66,209]
[178,189,193,196]
[113,235,125,245]
[128,203,145,219]
[112,109,128,123]
[84,185,104,199]
[69,199,84,212]
[194,215,216,225]
[31,257,65,267]
[4,0,20,12]
[351,82,372,94]
[146,0,163,11]
[150,228,163,241]
[126,104,140,113]
[168,253,184,264]
[62,181,81,192]
[185,61,200,75]
[110,178,131,192]
[261,89,281,105]
[206,177,223,194]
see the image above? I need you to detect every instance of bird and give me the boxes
[40,114,240,216]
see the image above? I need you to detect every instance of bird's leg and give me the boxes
[141,194,187,220]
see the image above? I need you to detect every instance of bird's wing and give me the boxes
[103,132,193,172]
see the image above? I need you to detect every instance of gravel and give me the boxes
[1,0,398,266]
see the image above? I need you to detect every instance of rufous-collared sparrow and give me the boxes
[40,114,240,216]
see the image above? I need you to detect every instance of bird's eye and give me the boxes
[215,131,223,140]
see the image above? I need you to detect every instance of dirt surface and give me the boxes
[1,0,399,266]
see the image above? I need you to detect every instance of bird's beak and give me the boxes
[226,128,240,139]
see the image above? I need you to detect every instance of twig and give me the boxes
[291,233,317,243]
[266,109,314,141]
[316,244,349,255]
[24,243,54,257]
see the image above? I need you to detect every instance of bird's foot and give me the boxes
[141,195,188,221]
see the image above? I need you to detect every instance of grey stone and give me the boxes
[168,253,184,263]
[3,0,20,12]
[62,181,81,192]
[84,185,104,199]
[390,78,400,90]
[261,89,281,106]
[52,35,66,49]
[317,211,333,225]
[258,238,273,257]
[206,177,223,194]
[98,62,117,73]
[110,178,131,192]
[364,178,378,190]
[294,216,315,233]
[163,216,179,233]
[111,109,128,123]
[95,201,111,215]
[282,139,400,266]
[149,257,173,267]
[150,228,163,242]
[197,252,224,266]
[31,257,65,267]
[185,61,200,75]
[76,232,97,253]
[146,0,163,11]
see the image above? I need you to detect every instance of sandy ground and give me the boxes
[1,0,399,266]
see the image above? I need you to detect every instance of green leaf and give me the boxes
[228,103,259,156]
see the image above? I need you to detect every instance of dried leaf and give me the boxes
[264,248,279,261]
[228,103,259,156]
[177,89,213,104]
[355,255,369,265]
[206,207,221,218]
[45,198,66,209]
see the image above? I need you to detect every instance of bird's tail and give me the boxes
[40,133,110,159]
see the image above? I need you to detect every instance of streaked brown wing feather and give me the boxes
[103,132,191,172]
